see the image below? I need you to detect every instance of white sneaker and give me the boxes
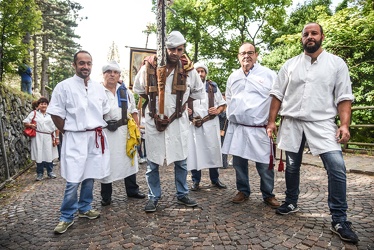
[139,158,147,163]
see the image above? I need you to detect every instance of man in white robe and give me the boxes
[267,23,358,243]
[187,62,227,191]
[134,31,204,212]
[47,50,110,234]
[222,43,280,208]
[99,61,145,206]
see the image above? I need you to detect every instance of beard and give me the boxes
[303,38,322,53]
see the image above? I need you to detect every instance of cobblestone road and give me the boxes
[0,159,373,249]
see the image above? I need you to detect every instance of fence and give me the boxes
[343,106,374,154]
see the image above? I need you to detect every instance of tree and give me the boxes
[166,0,291,90]
[107,41,120,62]
[34,0,83,96]
[0,0,42,82]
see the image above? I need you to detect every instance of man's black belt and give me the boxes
[105,119,126,132]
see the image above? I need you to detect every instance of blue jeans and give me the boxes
[59,179,94,222]
[284,134,348,222]
[146,159,189,201]
[191,168,219,183]
[21,81,32,94]
[233,155,275,200]
[36,161,53,175]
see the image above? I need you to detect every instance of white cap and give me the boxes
[194,62,208,75]
[166,31,186,48]
[102,60,121,73]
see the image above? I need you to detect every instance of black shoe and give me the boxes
[177,195,198,207]
[128,192,146,199]
[144,200,158,212]
[276,202,299,215]
[191,182,200,191]
[330,221,359,244]
[212,180,227,189]
[101,199,111,206]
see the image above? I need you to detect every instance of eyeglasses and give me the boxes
[168,47,184,52]
[238,51,255,56]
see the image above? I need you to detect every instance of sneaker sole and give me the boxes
[144,207,157,212]
[144,204,157,212]
[54,221,74,234]
[330,227,359,243]
[177,200,198,207]
[78,214,100,219]
[276,207,299,215]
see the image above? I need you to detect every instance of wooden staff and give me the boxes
[156,0,167,119]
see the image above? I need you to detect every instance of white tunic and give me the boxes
[47,75,111,183]
[222,63,276,164]
[134,65,205,166]
[100,84,139,183]
[187,83,226,170]
[23,110,58,163]
[270,51,354,155]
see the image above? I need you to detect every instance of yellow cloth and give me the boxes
[126,114,141,165]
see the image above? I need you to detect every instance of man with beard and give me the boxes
[222,42,280,209]
[48,50,110,234]
[134,31,204,212]
[267,23,359,243]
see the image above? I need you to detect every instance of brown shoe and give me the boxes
[232,191,249,203]
[264,196,280,208]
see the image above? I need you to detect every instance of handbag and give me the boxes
[23,110,37,137]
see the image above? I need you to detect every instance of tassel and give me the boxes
[269,156,273,170]
[278,150,284,172]
[269,137,274,170]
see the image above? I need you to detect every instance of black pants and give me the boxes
[100,174,140,201]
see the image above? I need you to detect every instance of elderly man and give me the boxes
[267,23,359,243]
[222,42,280,208]
[187,62,227,191]
[134,31,204,212]
[48,50,110,234]
[99,61,145,207]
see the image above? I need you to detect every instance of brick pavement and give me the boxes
[0,155,373,249]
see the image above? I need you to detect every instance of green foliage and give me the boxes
[0,0,42,81]
[167,0,291,91]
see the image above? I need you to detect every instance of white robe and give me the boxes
[222,63,276,164]
[187,84,226,170]
[47,75,111,183]
[134,65,204,166]
[23,110,58,163]
[100,84,139,183]
[270,51,354,155]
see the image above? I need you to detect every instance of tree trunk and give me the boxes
[41,35,49,98]
[33,35,39,91]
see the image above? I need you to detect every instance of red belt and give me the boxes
[86,127,105,154]
[36,130,55,140]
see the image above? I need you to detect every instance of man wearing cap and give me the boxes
[187,62,227,191]
[222,42,280,208]
[48,50,110,234]
[99,61,145,207]
[134,31,204,212]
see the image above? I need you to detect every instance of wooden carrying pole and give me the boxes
[156,0,167,119]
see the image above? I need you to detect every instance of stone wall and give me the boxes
[0,83,35,184]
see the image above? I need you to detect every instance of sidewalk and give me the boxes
[0,153,373,249]
[299,150,374,175]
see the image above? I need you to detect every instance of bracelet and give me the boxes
[55,137,59,139]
